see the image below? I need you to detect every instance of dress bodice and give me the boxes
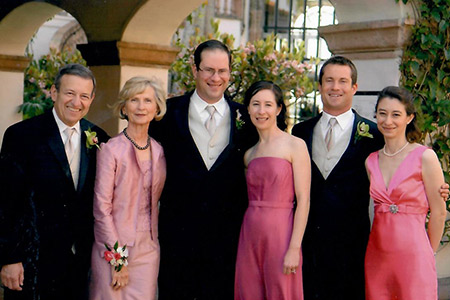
[136,159,152,232]
[246,157,294,207]
[367,145,429,215]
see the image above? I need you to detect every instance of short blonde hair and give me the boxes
[112,76,167,121]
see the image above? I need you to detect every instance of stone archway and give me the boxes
[0,2,62,143]
[0,0,205,141]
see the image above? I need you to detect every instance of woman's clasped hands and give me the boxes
[111,265,129,290]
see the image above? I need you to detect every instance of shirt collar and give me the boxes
[52,108,81,135]
[321,109,354,130]
[191,90,226,117]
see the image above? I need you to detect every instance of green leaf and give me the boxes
[431,9,441,22]
[445,49,450,60]
[438,69,446,82]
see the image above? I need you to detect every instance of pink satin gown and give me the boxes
[235,157,303,300]
[365,146,437,300]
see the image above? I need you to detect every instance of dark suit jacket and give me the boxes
[0,111,108,300]
[291,110,384,300]
[150,91,257,300]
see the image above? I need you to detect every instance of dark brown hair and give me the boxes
[375,86,422,142]
[319,56,357,85]
[244,81,287,131]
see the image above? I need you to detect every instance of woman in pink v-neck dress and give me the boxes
[364,86,446,300]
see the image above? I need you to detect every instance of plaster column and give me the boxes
[78,41,178,136]
[319,19,414,121]
[0,54,30,145]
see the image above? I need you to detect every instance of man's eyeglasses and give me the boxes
[198,67,230,78]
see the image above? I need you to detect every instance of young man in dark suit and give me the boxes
[291,56,383,300]
[0,64,108,300]
[151,40,256,300]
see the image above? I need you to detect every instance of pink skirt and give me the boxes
[90,231,160,300]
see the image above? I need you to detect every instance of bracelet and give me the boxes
[104,241,128,272]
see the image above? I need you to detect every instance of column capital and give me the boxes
[319,19,414,60]
[0,54,30,72]
[117,42,179,69]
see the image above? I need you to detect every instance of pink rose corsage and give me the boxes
[104,241,128,272]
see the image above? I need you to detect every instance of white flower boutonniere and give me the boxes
[354,121,374,144]
[85,128,100,150]
[235,109,245,130]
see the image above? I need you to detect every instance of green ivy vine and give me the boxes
[396,0,450,239]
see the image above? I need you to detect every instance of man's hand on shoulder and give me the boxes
[1,262,24,291]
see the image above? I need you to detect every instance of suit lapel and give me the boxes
[303,115,324,181]
[303,114,321,155]
[77,120,91,193]
[45,112,74,186]
[209,98,237,172]
[176,93,209,170]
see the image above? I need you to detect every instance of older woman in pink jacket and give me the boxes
[90,76,166,300]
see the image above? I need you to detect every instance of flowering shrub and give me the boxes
[20,48,86,119]
[170,20,317,110]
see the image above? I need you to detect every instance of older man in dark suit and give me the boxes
[0,64,108,300]
[151,40,256,300]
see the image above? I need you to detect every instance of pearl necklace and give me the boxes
[123,128,151,150]
[382,141,409,157]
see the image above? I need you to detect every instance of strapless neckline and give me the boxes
[248,156,290,167]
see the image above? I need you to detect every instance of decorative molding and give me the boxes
[0,54,30,72]
[319,19,415,60]
[78,41,119,66]
[117,42,179,69]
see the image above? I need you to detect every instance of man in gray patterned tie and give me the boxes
[151,40,257,300]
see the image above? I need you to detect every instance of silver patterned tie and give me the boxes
[205,105,217,136]
[325,117,337,151]
[64,127,76,186]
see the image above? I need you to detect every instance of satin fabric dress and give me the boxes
[91,160,160,300]
[235,157,303,300]
[365,146,437,300]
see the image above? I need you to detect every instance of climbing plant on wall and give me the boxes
[20,48,86,119]
[396,0,450,238]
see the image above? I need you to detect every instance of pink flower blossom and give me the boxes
[264,53,277,61]
[244,44,256,54]
[104,251,114,262]
[113,252,121,260]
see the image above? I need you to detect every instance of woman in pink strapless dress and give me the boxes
[365,86,446,300]
[234,81,311,300]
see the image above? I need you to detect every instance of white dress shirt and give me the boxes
[319,109,355,144]
[190,90,228,127]
[52,108,81,187]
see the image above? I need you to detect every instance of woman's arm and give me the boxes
[283,137,311,275]
[93,142,120,247]
[422,149,447,252]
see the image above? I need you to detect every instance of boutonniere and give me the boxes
[104,241,128,272]
[354,121,374,144]
[235,109,245,130]
[85,128,100,150]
